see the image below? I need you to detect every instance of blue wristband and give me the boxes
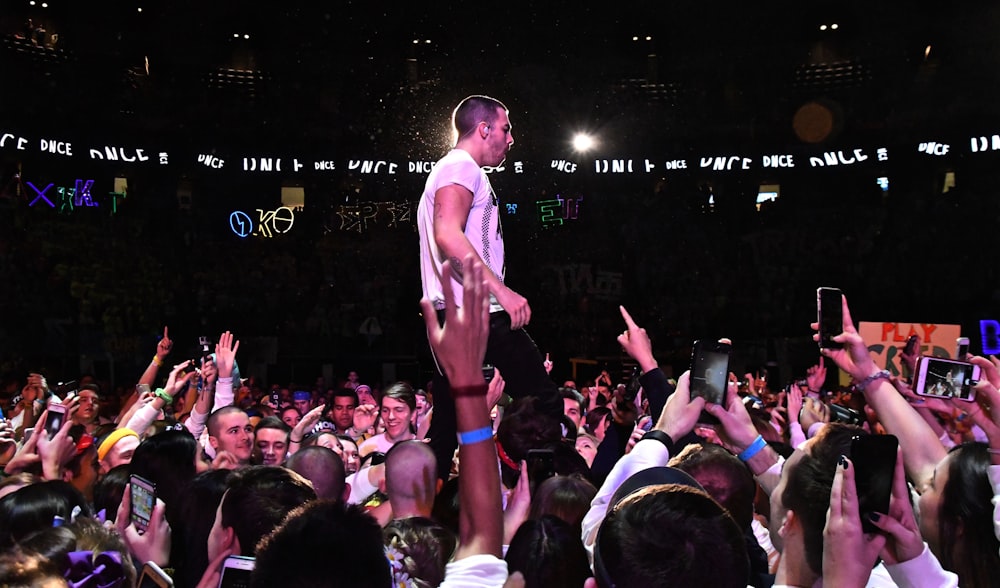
[457,426,494,446]
[737,435,767,462]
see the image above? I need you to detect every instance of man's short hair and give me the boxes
[559,387,585,413]
[594,468,749,588]
[220,465,317,555]
[285,446,346,502]
[332,387,359,405]
[206,405,247,438]
[251,499,390,588]
[783,423,863,575]
[669,442,756,530]
[254,415,291,436]
[453,95,507,138]
[381,382,416,412]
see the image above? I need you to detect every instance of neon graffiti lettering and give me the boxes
[27,182,55,207]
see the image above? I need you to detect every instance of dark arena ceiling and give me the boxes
[3,1,1000,155]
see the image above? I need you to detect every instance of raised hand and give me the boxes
[806,357,827,393]
[811,295,879,382]
[822,456,887,586]
[215,331,240,379]
[617,306,657,372]
[156,326,173,361]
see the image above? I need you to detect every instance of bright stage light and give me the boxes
[572,133,595,152]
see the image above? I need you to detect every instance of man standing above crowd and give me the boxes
[417,94,560,480]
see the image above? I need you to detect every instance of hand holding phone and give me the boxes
[526,448,556,495]
[138,561,174,588]
[130,475,157,535]
[690,339,732,425]
[851,434,898,533]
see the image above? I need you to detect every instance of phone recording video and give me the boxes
[130,474,157,535]
[817,287,844,350]
[45,404,66,439]
[914,356,980,401]
[690,339,732,425]
[851,434,898,533]
[956,336,970,361]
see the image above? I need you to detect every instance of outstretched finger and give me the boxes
[619,305,639,330]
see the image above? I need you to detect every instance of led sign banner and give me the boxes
[7,123,1000,179]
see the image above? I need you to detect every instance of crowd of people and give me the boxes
[0,277,998,587]
[3,94,1000,588]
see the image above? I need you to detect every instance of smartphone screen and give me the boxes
[526,448,556,495]
[851,434,898,533]
[817,287,844,349]
[45,405,66,438]
[218,555,255,588]
[690,340,731,425]
[130,475,156,535]
[914,356,979,401]
[482,364,496,383]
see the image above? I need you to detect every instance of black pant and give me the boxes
[426,310,560,481]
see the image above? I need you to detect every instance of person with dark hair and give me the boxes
[250,499,390,588]
[327,387,360,438]
[583,406,611,443]
[418,94,561,483]
[207,465,317,561]
[495,397,562,488]
[92,463,130,523]
[506,515,591,588]
[279,405,301,428]
[0,480,92,550]
[285,445,348,501]
[561,387,586,433]
[384,516,458,588]
[252,415,290,466]
[528,474,597,532]
[172,468,230,588]
[359,382,417,457]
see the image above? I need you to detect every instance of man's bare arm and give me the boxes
[433,184,531,329]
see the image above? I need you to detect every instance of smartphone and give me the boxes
[45,404,66,438]
[851,434,898,533]
[903,334,919,357]
[828,403,864,426]
[526,448,556,495]
[482,364,496,383]
[269,390,281,407]
[130,474,157,535]
[218,555,255,588]
[956,337,970,361]
[689,339,732,425]
[138,561,174,588]
[817,287,844,350]
[913,356,980,401]
[22,427,34,444]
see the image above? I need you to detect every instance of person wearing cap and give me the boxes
[292,390,312,415]
[97,428,140,474]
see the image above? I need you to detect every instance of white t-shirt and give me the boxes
[417,148,505,312]
[439,554,509,588]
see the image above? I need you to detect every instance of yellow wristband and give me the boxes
[152,355,163,367]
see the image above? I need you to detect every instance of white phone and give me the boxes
[218,555,255,588]
[138,561,174,588]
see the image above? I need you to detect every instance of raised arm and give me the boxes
[421,253,501,560]
[814,295,945,491]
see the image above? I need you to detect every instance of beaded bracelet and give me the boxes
[457,426,494,446]
[856,369,891,390]
[737,434,767,462]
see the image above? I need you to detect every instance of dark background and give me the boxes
[1,1,999,393]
